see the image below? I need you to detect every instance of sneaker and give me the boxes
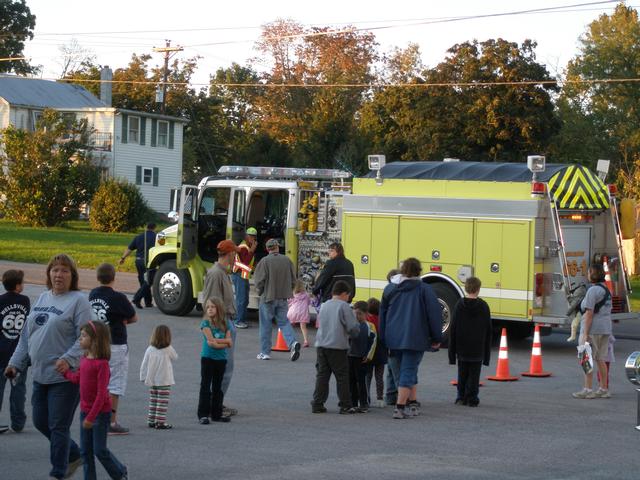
[595,388,611,398]
[211,416,231,423]
[199,417,210,425]
[311,404,327,414]
[63,457,83,479]
[148,422,156,428]
[392,408,408,419]
[375,399,385,408]
[154,423,173,429]
[290,341,301,362]
[408,404,420,417]
[222,406,238,417]
[0,425,8,434]
[572,388,596,399]
[108,423,130,435]
[454,398,467,406]
[339,407,357,414]
[357,406,369,413]
[256,352,271,360]
[234,321,248,329]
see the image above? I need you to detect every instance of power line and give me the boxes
[48,76,640,89]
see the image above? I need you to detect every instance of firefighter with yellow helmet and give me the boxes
[232,227,258,328]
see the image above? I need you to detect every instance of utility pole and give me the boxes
[152,40,183,114]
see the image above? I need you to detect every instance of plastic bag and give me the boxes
[577,342,594,375]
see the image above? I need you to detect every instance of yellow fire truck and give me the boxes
[148,158,636,340]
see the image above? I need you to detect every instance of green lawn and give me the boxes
[0,219,165,273]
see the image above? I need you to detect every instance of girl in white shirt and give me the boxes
[140,325,177,429]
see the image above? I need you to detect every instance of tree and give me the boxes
[0,0,36,74]
[252,20,378,168]
[90,179,151,232]
[57,38,95,78]
[0,109,101,226]
[556,3,640,192]
[361,39,559,162]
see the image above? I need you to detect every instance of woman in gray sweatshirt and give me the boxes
[5,254,91,480]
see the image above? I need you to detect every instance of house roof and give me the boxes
[0,75,106,109]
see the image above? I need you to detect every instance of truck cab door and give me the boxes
[177,185,199,268]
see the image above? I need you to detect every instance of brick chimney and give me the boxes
[100,66,113,107]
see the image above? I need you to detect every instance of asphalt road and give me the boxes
[2,284,640,479]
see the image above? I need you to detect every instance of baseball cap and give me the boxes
[217,239,238,254]
[246,227,258,236]
[265,238,280,249]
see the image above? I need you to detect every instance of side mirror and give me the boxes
[168,211,179,223]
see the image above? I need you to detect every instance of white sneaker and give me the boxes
[572,388,595,399]
[409,404,420,417]
[594,388,611,398]
[375,399,385,408]
[256,353,271,360]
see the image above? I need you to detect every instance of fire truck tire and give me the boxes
[153,259,196,316]
[430,282,459,347]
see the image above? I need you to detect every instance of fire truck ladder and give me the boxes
[550,199,571,294]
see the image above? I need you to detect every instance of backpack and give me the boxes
[580,284,610,314]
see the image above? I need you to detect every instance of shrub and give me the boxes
[90,178,152,232]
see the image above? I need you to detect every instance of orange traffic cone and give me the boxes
[487,328,519,381]
[603,257,616,296]
[521,325,552,377]
[272,328,289,352]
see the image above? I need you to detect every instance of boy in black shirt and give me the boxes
[448,277,492,407]
[89,263,137,434]
[0,270,30,433]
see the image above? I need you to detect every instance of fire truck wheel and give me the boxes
[430,282,459,347]
[153,259,196,316]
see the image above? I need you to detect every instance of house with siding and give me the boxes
[0,71,187,213]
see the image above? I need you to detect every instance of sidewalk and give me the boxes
[0,260,140,294]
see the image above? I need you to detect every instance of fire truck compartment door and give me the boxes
[177,185,199,268]
[562,226,591,290]
[475,220,532,317]
[343,215,399,300]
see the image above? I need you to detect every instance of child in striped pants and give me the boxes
[140,325,177,429]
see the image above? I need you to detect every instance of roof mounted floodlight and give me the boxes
[368,154,386,186]
[527,155,546,173]
[596,159,610,181]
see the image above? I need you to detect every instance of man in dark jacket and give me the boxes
[313,243,356,303]
[380,258,442,419]
[119,223,157,308]
[448,276,492,407]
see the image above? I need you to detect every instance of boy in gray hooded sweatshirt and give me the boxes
[311,280,360,414]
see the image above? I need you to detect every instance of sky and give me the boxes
[20,0,631,87]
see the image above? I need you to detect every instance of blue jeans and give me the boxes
[32,381,82,479]
[0,360,27,431]
[80,411,126,480]
[259,299,297,355]
[221,319,236,396]
[385,355,400,404]
[391,350,425,387]
[232,273,249,325]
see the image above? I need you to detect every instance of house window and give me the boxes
[142,167,153,184]
[128,116,140,143]
[157,120,168,147]
[32,111,43,130]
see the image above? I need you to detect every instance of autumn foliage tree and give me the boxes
[0,109,101,226]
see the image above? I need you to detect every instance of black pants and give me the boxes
[457,360,482,405]
[198,358,227,419]
[312,347,351,409]
[348,357,369,408]
[133,258,155,305]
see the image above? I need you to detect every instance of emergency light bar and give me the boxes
[218,165,351,180]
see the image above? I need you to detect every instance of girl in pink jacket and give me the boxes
[288,280,312,347]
